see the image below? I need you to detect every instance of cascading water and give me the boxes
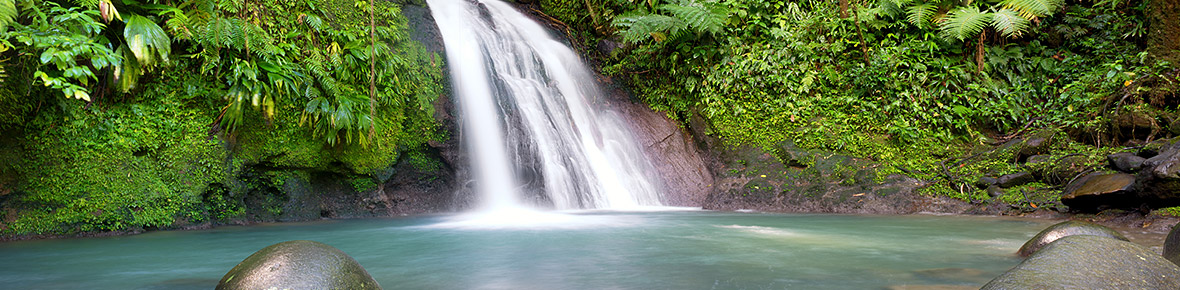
[428,0,663,212]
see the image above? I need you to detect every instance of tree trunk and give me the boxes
[839,0,850,18]
[1147,0,1180,64]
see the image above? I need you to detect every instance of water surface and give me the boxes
[0,211,1052,289]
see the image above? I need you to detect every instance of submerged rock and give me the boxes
[1017,220,1129,257]
[983,235,1180,289]
[1166,224,1180,266]
[217,240,381,290]
[1060,173,1138,212]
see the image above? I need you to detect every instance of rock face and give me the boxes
[1165,224,1180,266]
[217,240,381,290]
[983,235,1180,289]
[1017,220,1129,257]
[1060,173,1138,212]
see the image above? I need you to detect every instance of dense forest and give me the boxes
[1,0,1178,237]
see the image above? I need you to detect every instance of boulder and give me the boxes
[1025,154,1052,165]
[217,240,382,290]
[1166,223,1180,266]
[1041,155,1091,185]
[1140,139,1180,203]
[986,185,1005,198]
[996,172,1034,188]
[1060,173,1139,212]
[1108,152,1146,172]
[1017,220,1129,257]
[974,176,998,189]
[1019,132,1054,159]
[983,235,1180,289]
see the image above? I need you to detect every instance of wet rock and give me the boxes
[974,176,998,189]
[913,267,989,282]
[986,185,1005,198]
[1108,152,1146,172]
[996,172,1034,188]
[983,235,1180,289]
[1165,223,1180,266]
[1060,173,1138,212]
[886,285,976,290]
[1017,220,1129,257]
[1112,111,1159,141]
[217,240,381,290]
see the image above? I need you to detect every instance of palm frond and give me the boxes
[939,6,991,41]
[1001,0,1064,19]
[0,0,16,31]
[905,3,938,28]
[123,14,171,70]
[991,9,1031,38]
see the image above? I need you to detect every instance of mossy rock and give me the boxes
[983,235,1180,289]
[1017,220,1129,257]
[217,240,382,290]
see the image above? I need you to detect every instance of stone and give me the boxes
[1138,138,1180,203]
[996,172,1034,188]
[1108,152,1147,172]
[1025,155,1052,165]
[983,235,1180,289]
[1166,223,1180,266]
[1041,155,1091,185]
[1019,132,1054,159]
[217,240,382,290]
[1060,173,1138,212]
[986,185,1005,198]
[974,176,998,189]
[1017,220,1129,257]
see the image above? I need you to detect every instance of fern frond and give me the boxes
[0,0,16,31]
[906,3,937,28]
[612,12,686,43]
[991,9,1031,38]
[874,0,903,18]
[659,0,727,35]
[1001,0,1064,19]
[939,6,991,41]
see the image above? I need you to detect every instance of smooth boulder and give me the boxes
[1017,220,1128,257]
[983,235,1180,289]
[217,240,382,290]
[1166,223,1180,266]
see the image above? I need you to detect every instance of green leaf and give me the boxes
[1000,0,1064,19]
[905,3,937,28]
[123,14,171,69]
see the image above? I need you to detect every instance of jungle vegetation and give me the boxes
[0,0,445,235]
[540,0,1178,203]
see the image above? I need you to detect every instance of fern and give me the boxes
[0,0,15,31]
[659,0,727,35]
[990,9,1031,38]
[612,12,686,43]
[939,6,991,41]
[1001,0,1064,19]
[905,3,937,28]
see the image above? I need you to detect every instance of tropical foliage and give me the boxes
[0,0,445,235]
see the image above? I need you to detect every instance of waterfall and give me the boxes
[428,0,663,211]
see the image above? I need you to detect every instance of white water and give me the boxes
[428,0,663,212]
